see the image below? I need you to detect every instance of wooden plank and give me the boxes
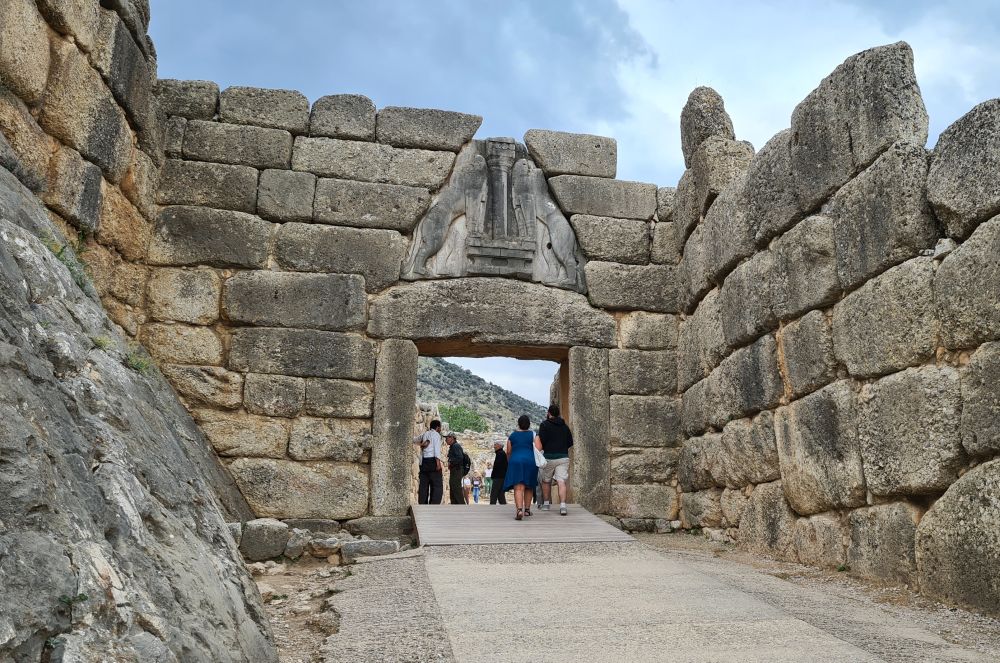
[411,504,633,545]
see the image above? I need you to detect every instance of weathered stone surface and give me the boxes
[229,328,376,380]
[832,257,937,379]
[92,10,154,136]
[229,458,369,519]
[223,271,367,331]
[149,206,273,268]
[310,94,376,140]
[826,142,937,290]
[369,279,616,348]
[0,0,50,103]
[780,310,837,398]
[720,488,749,527]
[847,502,922,585]
[184,119,293,169]
[609,349,676,395]
[570,346,611,513]
[147,267,220,324]
[700,174,754,285]
[97,181,150,262]
[308,537,343,557]
[549,176,657,220]
[927,100,1000,239]
[220,86,309,134]
[680,489,724,528]
[736,481,798,562]
[341,539,400,564]
[40,41,132,182]
[570,215,650,264]
[715,335,783,424]
[376,107,481,151]
[609,395,681,448]
[745,129,803,246]
[585,262,679,313]
[791,42,928,210]
[961,342,1000,457]
[283,527,311,559]
[717,412,781,488]
[656,186,676,222]
[916,459,1000,615]
[161,364,243,409]
[239,518,289,562]
[121,145,159,220]
[691,136,754,213]
[794,514,847,569]
[313,178,430,231]
[37,0,100,52]
[141,322,222,365]
[156,158,258,212]
[617,312,678,350]
[257,169,316,222]
[611,485,679,520]
[858,365,964,496]
[42,147,104,232]
[524,129,616,178]
[680,86,736,168]
[371,339,418,516]
[651,221,682,265]
[305,379,374,418]
[154,79,219,120]
[292,137,455,188]
[283,519,341,536]
[244,373,305,418]
[681,225,712,308]
[681,376,718,438]
[678,433,722,492]
[610,448,679,484]
[274,222,405,292]
[771,215,840,320]
[677,289,726,391]
[672,170,700,241]
[775,381,866,515]
[719,251,776,348]
[934,216,1000,349]
[343,516,413,540]
[0,89,53,191]
[289,417,370,462]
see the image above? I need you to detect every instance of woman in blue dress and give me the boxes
[503,414,541,520]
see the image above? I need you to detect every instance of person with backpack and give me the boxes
[537,404,574,516]
[412,419,444,504]
[445,433,468,504]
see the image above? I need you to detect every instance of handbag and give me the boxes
[533,446,548,468]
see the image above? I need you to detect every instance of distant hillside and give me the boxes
[417,357,548,433]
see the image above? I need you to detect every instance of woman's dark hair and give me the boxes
[517,414,530,430]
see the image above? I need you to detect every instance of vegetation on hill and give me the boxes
[417,357,548,433]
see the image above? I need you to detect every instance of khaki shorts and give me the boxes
[540,456,569,483]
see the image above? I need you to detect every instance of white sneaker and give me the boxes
[541,503,551,511]
[560,505,568,516]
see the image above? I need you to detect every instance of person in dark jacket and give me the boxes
[536,404,574,515]
[446,433,466,504]
[489,440,508,505]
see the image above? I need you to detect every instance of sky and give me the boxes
[148,1,1000,405]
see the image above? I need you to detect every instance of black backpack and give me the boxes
[462,452,472,476]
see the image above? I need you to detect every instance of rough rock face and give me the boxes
[679,87,736,168]
[0,167,276,661]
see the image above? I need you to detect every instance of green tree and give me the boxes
[439,404,489,433]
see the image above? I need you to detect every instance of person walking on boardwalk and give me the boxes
[413,419,444,504]
[446,433,466,504]
[537,404,574,516]
[503,415,542,520]
[489,441,508,505]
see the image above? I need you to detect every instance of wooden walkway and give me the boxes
[411,503,634,545]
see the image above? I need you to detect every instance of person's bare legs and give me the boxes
[513,485,524,514]
[542,480,552,503]
[525,488,534,514]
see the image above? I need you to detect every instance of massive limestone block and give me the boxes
[223,271,366,331]
[156,159,258,213]
[790,42,928,210]
[141,322,222,365]
[610,447,679,484]
[310,94,376,140]
[239,518,290,562]
[0,89,55,191]
[274,222,406,292]
[376,106,482,151]
[681,376,719,437]
[184,119,293,170]
[305,379,374,419]
[847,502,923,585]
[569,214,650,264]
[691,136,754,215]
[715,335,783,424]
[680,86,736,168]
[195,409,288,458]
[774,381,866,515]
[548,175,657,220]
[680,489,724,528]
[681,225,713,307]
[736,481,799,562]
[147,267,220,324]
[934,216,1000,349]
[794,514,848,569]
[92,11,155,139]
[585,262,679,313]
[154,79,219,120]
[717,412,780,488]
[656,186,676,222]
[779,310,838,398]
[371,339,418,516]
[611,485,679,520]
[369,278,616,348]
[608,349,676,395]
[719,250,776,348]
[677,288,727,391]
[651,220,682,265]
[927,100,1000,239]
[832,257,938,379]
[961,342,1000,457]
[858,365,964,497]
[524,129,616,178]
[617,312,678,350]
[825,142,937,291]
[313,178,430,231]
[149,206,273,268]
[229,458,369,520]
[700,175,754,285]
[229,328,376,380]
[162,364,243,410]
[916,459,1000,616]
[771,215,840,320]
[244,373,305,418]
[677,433,722,492]
[745,129,803,246]
[569,346,611,512]
[220,86,310,134]
[672,170,700,241]
[257,169,316,222]
[609,395,682,448]
[42,147,104,232]
[0,0,50,103]
[291,136,455,188]
[97,179,150,262]
[288,417,370,462]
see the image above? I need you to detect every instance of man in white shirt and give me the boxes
[413,419,444,504]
